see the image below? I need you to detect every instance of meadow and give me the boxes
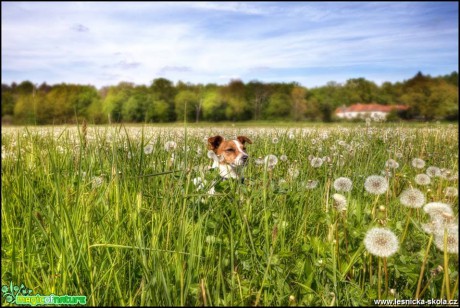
[1,122,458,306]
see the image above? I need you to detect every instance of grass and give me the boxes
[1,122,458,306]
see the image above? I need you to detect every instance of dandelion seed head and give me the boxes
[272,137,279,144]
[415,174,431,185]
[364,175,389,195]
[305,180,319,189]
[385,159,399,169]
[333,177,353,192]
[332,193,347,212]
[444,187,458,197]
[399,188,425,208]
[363,227,399,257]
[265,154,278,168]
[164,140,177,152]
[423,202,454,221]
[426,166,441,178]
[412,158,426,169]
[288,167,300,178]
[144,144,154,155]
[310,157,323,168]
[434,232,458,254]
[280,154,288,162]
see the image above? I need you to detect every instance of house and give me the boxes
[335,103,409,120]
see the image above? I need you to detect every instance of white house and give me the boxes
[335,103,409,120]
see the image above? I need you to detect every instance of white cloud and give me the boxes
[2,2,458,88]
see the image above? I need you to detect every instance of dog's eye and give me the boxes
[225,148,235,152]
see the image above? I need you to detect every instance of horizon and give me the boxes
[2,2,458,89]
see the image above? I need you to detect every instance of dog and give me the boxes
[207,135,252,180]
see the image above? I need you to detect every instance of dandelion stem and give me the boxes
[415,234,433,299]
[378,257,382,300]
[384,257,389,297]
[400,208,413,244]
[443,230,451,300]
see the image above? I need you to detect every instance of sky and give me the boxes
[2,1,458,89]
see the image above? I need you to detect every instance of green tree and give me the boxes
[174,90,200,122]
[264,92,291,119]
[290,86,307,121]
[151,78,176,121]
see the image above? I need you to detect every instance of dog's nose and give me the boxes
[242,155,248,161]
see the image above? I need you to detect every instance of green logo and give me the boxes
[1,282,86,306]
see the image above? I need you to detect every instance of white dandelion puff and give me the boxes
[310,157,323,168]
[385,159,399,169]
[332,193,347,212]
[280,154,288,162]
[363,227,399,257]
[399,188,425,208]
[144,144,154,155]
[423,202,454,220]
[444,187,458,197]
[426,166,441,178]
[412,158,426,169]
[415,174,431,185]
[265,154,278,168]
[164,140,177,152]
[333,177,353,192]
[364,175,389,195]
[305,180,319,189]
[434,232,458,254]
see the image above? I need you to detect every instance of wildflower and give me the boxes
[91,176,103,188]
[144,144,154,155]
[412,158,426,169]
[434,231,458,254]
[272,137,279,144]
[364,175,389,195]
[415,174,431,185]
[265,154,278,169]
[426,166,441,178]
[444,187,458,197]
[288,132,295,139]
[305,180,319,189]
[385,159,399,169]
[423,202,454,220]
[333,177,353,192]
[332,193,347,212]
[164,140,177,152]
[310,157,323,168]
[399,188,425,208]
[363,227,399,257]
[288,167,300,179]
[280,154,288,161]
[395,152,403,159]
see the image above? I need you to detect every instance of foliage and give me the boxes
[1,72,458,124]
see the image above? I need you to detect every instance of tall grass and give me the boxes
[1,123,458,306]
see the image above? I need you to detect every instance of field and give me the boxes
[1,122,458,306]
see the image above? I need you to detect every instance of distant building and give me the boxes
[335,103,409,120]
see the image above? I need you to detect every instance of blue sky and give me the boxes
[2,2,458,89]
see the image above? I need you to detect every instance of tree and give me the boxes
[151,78,176,121]
[202,89,227,121]
[264,92,291,119]
[290,86,308,121]
[174,90,199,122]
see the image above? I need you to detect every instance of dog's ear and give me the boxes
[208,135,224,151]
[237,136,252,145]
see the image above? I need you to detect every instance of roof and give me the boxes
[335,103,409,114]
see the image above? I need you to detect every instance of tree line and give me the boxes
[1,71,458,125]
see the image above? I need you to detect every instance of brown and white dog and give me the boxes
[207,135,252,180]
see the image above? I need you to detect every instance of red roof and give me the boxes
[335,103,409,114]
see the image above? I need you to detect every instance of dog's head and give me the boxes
[208,135,252,168]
